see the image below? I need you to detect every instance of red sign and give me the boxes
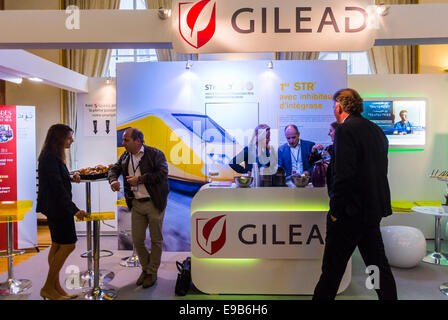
[179,0,216,49]
[196,214,226,255]
[0,106,18,250]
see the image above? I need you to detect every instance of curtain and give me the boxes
[60,0,121,169]
[146,0,199,61]
[276,52,320,61]
[367,0,418,74]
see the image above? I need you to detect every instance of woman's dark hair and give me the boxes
[40,124,73,162]
[330,121,339,130]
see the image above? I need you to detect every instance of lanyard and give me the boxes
[291,146,300,165]
[130,154,140,175]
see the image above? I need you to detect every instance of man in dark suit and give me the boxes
[108,127,169,289]
[278,124,315,176]
[313,88,397,300]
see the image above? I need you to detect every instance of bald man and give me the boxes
[278,124,315,177]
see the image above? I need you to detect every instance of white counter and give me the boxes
[190,184,351,295]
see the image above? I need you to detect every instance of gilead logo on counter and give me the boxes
[195,214,227,255]
[192,211,326,259]
[178,0,217,49]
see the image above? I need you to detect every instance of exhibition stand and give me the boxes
[1,1,448,302]
[190,184,351,295]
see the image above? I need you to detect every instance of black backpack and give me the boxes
[175,257,191,296]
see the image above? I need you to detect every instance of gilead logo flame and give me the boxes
[196,214,226,255]
[179,0,216,49]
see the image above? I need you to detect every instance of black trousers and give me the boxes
[313,214,397,300]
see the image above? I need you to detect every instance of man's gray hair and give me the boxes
[333,88,364,114]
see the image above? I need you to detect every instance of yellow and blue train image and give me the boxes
[117,110,242,192]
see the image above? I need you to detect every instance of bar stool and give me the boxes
[116,199,140,268]
[80,212,117,300]
[66,179,114,290]
[0,200,33,296]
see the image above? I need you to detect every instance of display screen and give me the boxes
[362,98,426,148]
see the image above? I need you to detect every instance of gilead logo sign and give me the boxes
[173,0,376,53]
[178,0,216,49]
[192,211,326,259]
[196,214,226,255]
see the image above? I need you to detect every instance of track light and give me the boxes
[158,7,171,20]
[186,60,193,70]
[28,77,43,82]
[376,3,390,16]
[0,71,23,84]
[267,61,273,69]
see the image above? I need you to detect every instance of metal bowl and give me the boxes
[234,176,253,188]
[291,175,309,187]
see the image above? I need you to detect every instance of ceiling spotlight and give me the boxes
[267,61,273,69]
[0,71,23,84]
[28,77,43,82]
[186,60,193,70]
[376,3,390,16]
[158,7,172,20]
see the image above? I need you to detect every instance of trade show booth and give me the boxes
[1,0,448,302]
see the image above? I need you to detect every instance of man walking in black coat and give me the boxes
[313,88,397,300]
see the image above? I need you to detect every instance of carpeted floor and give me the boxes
[0,235,447,300]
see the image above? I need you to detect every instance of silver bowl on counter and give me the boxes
[234,176,253,188]
[291,175,309,187]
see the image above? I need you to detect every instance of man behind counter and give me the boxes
[278,125,315,177]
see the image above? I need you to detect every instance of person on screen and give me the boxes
[229,124,277,176]
[37,124,88,300]
[278,125,315,177]
[393,110,413,135]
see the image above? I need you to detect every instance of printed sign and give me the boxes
[84,103,116,137]
[172,0,377,53]
[0,106,17,202]
[0,106,37,250]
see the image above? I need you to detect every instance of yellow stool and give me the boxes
[116,199,140,268]
[77,212,117,300]
[0,200,33,296]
